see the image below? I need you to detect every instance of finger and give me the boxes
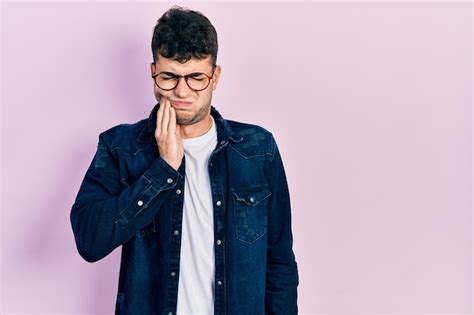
[169,106,176,135]
[161,98,170,137]
[175,123,181,140]
[156,97,164,138]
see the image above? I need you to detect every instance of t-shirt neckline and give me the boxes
[182,116,216,147]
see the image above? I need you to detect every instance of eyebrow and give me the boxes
[161,71,205,77]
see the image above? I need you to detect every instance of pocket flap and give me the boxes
[232,185,271,206]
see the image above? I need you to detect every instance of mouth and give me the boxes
[171,101,193,108]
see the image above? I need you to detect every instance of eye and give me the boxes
[160,72,178,80]
[188,73,206,81]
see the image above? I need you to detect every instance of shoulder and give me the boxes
[226,119,275,139]
[225,118,277,159]
[97,118,149,153]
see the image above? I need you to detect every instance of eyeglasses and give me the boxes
[151,64,216,92]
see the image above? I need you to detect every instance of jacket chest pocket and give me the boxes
[232,184,271,244]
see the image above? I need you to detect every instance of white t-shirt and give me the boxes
[176,116,217,315]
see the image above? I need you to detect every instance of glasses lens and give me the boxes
[155,74,178,90]
[186,74,210,91]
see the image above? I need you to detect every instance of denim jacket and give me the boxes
[70,103,299,314]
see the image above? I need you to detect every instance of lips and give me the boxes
[171,101,193,107]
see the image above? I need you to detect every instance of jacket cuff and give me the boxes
[144,156,182,187]
[115,156,181,226]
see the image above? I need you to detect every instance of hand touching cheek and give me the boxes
[154,96,184,171]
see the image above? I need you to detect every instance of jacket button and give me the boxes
[176,189,181,195]
[249,197,255,203]
[167,178,173,184]
[217,280,222,286]
[170,271,176,277]
[216,239,221,245]
[168,312,173,315]
[216,200,222,206]
[174,230,179,235]
[137,200,144,206]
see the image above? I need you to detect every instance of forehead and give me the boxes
[155,55,213,73]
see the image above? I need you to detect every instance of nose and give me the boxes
[174,77,192,98]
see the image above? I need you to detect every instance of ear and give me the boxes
[150,62,155,76]
[211,65,222,91]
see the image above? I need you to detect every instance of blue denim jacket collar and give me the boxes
[137,102,243,145]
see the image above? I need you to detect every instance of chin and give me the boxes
[176,118,197,125]
[175,113,192,125]
[176,112,205,125]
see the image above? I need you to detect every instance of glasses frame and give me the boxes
[151,63,217,92]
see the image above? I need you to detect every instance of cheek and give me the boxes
[192,92,209,106]
[204,91,213,103]
[152,86,161,98]
[153,86,173,100]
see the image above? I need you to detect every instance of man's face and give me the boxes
[150,55,221,125]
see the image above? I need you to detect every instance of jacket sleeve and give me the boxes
[265,134,299,314]
[70,131,181,263]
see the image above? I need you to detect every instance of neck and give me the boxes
[180,114,213,139]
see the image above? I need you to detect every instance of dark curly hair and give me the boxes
[151,6,218,66]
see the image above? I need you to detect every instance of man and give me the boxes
[70,6,299,315]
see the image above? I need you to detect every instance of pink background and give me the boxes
[1,1,472,314]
